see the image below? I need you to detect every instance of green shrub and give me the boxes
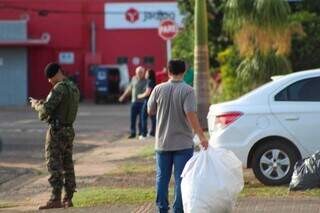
[290,12,320,71]
[215,47,248,102]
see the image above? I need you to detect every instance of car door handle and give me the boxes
[285,117,300,121]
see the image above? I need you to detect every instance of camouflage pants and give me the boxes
[45,126,76,201]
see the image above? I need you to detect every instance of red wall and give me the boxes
[0,0,172,99]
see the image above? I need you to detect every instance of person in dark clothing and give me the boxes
[138,69,157,139]
[30,63,80,209]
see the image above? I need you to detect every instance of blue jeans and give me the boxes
[130,102,144,136]
[142,100,156,137]
[156,148,194,213]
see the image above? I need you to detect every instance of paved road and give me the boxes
[0,103,131,166]
[0,103,131,196]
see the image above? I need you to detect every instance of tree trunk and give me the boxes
[194,0,211,129]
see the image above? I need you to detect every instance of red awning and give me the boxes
[0,33,50,47]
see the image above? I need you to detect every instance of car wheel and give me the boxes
[252,141,299,186]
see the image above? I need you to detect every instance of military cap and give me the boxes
[44,63,60,79]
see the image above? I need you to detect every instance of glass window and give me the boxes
[144,56,154,65]
[117,57,128,65]
[275,77,320,101]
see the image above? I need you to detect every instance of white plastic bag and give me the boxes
[181,146,244,213]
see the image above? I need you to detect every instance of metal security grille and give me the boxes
[0,21,27,106]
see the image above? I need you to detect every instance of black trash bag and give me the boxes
[289,151,320,191]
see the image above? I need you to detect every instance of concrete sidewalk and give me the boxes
[2,197,320,212]
[233,197,320,213]
[132,197,320,213]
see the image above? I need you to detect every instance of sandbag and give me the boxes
[289,151,320,191]
[181,146,244,213]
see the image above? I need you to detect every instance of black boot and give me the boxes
[39,200,63,210]
[63,198,73,208]
[39,188,62,210]
[63,190,75,208]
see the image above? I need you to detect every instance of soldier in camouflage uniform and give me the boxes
[30,63,80,209]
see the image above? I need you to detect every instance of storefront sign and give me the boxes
[105,2,183,29]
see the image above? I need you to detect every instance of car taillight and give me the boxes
[215,112,243,128]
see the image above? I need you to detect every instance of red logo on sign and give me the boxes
[125,8,139,23]
[158,19,178,40]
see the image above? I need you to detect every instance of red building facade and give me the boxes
[0,0,182,100]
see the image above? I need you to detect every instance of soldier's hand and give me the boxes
[29,97,39,109]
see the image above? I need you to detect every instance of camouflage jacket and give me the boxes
[35,79,80,125]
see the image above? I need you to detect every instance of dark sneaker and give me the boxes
[149,132,155,137]
[38,200,63,210]
[128,134,136,139]
[63,199,73,208]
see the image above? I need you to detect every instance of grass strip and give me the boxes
[0,202,18,209]
[137,144,155,159]
[241,186,320,197]
[74,187,156,207]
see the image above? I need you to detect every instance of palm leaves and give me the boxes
[237,52,291,85]
[224,0,301,86]
[224,0,293,56]
[224,0,291,31]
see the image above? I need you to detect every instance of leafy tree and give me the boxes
[290,0,320,15]
[216,47,246,102]
[289,5,320,71]
[173,0,230,68]
[223,0,298,86]
[172,25,194,67]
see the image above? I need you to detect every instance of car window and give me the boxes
[275,77,320,101]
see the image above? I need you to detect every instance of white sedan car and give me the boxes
[208,69,320,185]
